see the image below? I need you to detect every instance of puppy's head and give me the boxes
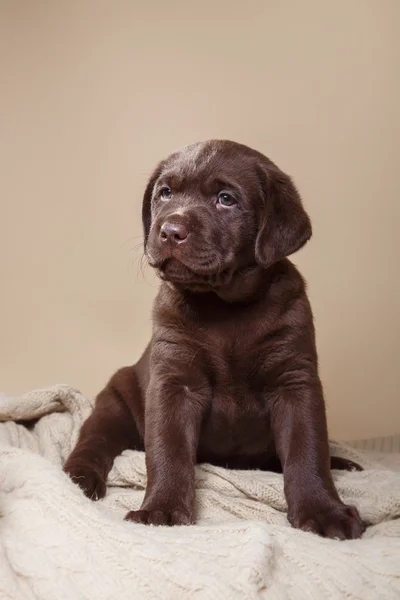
[143,140,311,289]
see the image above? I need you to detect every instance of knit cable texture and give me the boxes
[0,385,399,599]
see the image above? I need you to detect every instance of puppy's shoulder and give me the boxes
[268,258,307,299]
[263,259,314,330]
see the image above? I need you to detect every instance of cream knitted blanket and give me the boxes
[0,385,399,599]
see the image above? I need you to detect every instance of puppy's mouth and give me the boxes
[148,255,232,288]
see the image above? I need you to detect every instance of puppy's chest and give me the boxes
[198,328,272,456]
[187,306,275,455]
[195,311,270,388]
[204,336,267,420]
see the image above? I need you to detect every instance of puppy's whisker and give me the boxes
[139,254,159,288]
[128,242,145,255]
[120,235,144,248]
[138,253,147,282]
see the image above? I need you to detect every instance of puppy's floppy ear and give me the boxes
[142,163,164,246]
[255,160,312,268]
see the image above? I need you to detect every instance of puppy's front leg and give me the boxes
[271,380,365,540]
[125,370,207,526]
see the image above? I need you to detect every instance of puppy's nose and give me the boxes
[160,222,189,244]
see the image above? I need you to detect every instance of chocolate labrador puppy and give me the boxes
[64,140,365,539]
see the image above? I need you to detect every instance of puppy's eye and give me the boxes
[217,192,236,207]
[160,187,172,200]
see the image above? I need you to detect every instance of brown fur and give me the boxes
[64,140,365,539]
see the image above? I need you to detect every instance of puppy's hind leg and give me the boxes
[64,366,144,500]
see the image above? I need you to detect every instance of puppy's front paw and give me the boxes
[289,502,365,540]
[63,461,106,500]
[125,507,194,526]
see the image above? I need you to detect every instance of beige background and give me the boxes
[1,1,399,439]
